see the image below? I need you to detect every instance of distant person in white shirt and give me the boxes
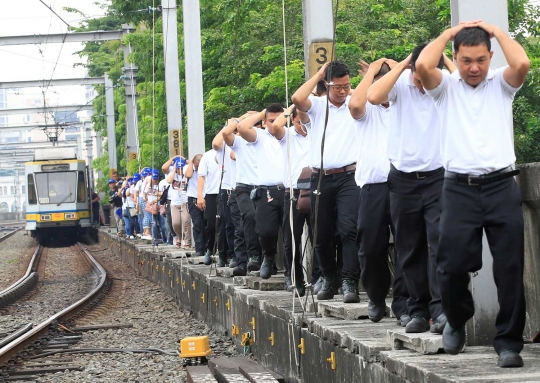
[368,44,456,334]
[417,21,529,367]
[292,61,361,303]
[185,154,205,256]
[349,58,410,326]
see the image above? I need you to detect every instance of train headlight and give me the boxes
[40,214,51,221]
[65,213,76,219]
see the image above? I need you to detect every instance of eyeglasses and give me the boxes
[329,83,351,92]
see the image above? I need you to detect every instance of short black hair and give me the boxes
[291,106,298,119]
[325,60,350,81]
[411,42,444,72]
[316,80,327,96]
[374,62,391,78]
[254,120,263,127]
[454,27,491,53]
[265,103,284,116]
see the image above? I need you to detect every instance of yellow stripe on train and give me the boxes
[26,211,90,222]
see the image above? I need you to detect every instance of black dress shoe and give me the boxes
[259,256,274,279]
[368,300,386,322]
[405,316,430,333]
[342,279,360,303]
[397,314,411,327]
[317,275,337,300]
[247,255,261,272]
[203,250,212,265]
[233,264,247,277]
[430,313,447,334]
[442,323,466,355]
[498,350,524,368]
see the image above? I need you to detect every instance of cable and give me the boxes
[38,0,71,27]
[28,347,178,359]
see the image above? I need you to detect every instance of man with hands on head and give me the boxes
[416,21,529,367]
[292,61,361,304]
[237,104,285,280]
[368,43,456,334]
[162,155,185,245]
[349,57,410,326]
[272,104,311,295]
[222,111,263,276]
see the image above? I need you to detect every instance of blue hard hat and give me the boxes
[152,169,159,180]
[108,179,116,184]
[116,207,123,218]
[176,158,186,168]
[133,173,141,182]
[141,167,151,177]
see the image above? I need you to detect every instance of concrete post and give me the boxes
[95,130,103,180]
[84,122,94,189]
[122,25,139,163]
[162,0,185,158]
[301,0,334,282]
[450,0,509,346]
[104,73,117,176]
[182,0,206,157]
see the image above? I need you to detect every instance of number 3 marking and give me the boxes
[316,47,328,64]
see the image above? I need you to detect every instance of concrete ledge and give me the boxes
[98,230,540,383]
[387,329,443,355]
[317,297,391,320]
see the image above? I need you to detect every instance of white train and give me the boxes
[25,147,92,242]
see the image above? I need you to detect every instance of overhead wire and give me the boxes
[38,0,71,28]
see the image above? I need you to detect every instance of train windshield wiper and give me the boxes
[57,187,73,206]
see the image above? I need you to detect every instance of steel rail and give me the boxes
[0,243,107,366]
[0,245,40,305]
[0,227,22,242]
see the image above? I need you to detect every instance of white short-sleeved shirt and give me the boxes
[158,179,169,201]
[169,174,184,206]
[252,128,284,186]
[387,69,444,172]
[426,67,519,175]
[355,103,391,187]
[281,127,309,189]
[216,144,234,190]
[306,95,358,169]
[185,165,199,198]
[230,135,258,186]
[134,180,142,198]
[145,182,159,203]
[198,149,221,195]
[124,185,136,208]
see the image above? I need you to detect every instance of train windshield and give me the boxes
[35,172,77,205]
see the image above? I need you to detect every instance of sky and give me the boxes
[0,0,108,106]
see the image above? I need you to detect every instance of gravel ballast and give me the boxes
[0,231,36,290]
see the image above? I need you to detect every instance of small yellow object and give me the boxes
[268,332,275,347]
[225,299,231,311]
[213,296,218,306]
[182,280,186,289]
[298,338,305,354]
[179,336,211,358]
[156,264,159,271]
[162,265,165,273]
[168,270,172,277]
[176,277,180,284]
[241,333,253,347]
[191,281,196,290]
[249,317,256,330]
[232,324,239,336]
[327,352,336,370]
[151,261,154,267]
[201,293,205,303]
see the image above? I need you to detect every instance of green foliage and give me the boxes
[73,0,540,196]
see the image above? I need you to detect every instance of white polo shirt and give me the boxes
[306,95,357,169]
[184,165,199,198]
[426,67,519,175]
[387,69,444,172]
[355,102,391,187]
[253,128,284,186]
[169,174,183,206]
[230,135,258,186]
[216,144,234,190]
[198,149,221,195]
[281,127,309,189]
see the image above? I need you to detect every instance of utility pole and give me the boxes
[84,121,94,189]
[104,73,117,177]
[122,24,139,164]
[182,0,206,157]
[450,0,509,346]
[161,0,184,158]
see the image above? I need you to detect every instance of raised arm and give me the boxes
[237,110,265,143]
[349,58,387,119]
[478,22,530,87]
[443,55,457,74]
[367,56,410,105]
[162,155,182,174]
[272,105,295,140]
[292,62,330,112]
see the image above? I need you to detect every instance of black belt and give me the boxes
[259,184,285,191]
[390,164,444,179]
[444,166,519,186]
[235,183,256,190]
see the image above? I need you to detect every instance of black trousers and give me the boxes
[187,196,206,255]
[166,201,175,242]
[217,189,235,260]
[283,190,312,283]
[255,188,284,260]
[235,186,261,259]
[204,193,218,253]
[229,192,247,265]
[438,177,525,353]
[356,182,408,317]
[310,171,360,280]
[388,166,443,320]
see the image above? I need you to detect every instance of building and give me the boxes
[0,171,25,213]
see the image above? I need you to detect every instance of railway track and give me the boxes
[0,226,23,242]
[0,243,107,378]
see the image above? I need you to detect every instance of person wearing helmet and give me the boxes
[108,178,125,236]
[130,173,141,237]
[135,168,153,240]
[144,169,162,242]
[122,176,137,239]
